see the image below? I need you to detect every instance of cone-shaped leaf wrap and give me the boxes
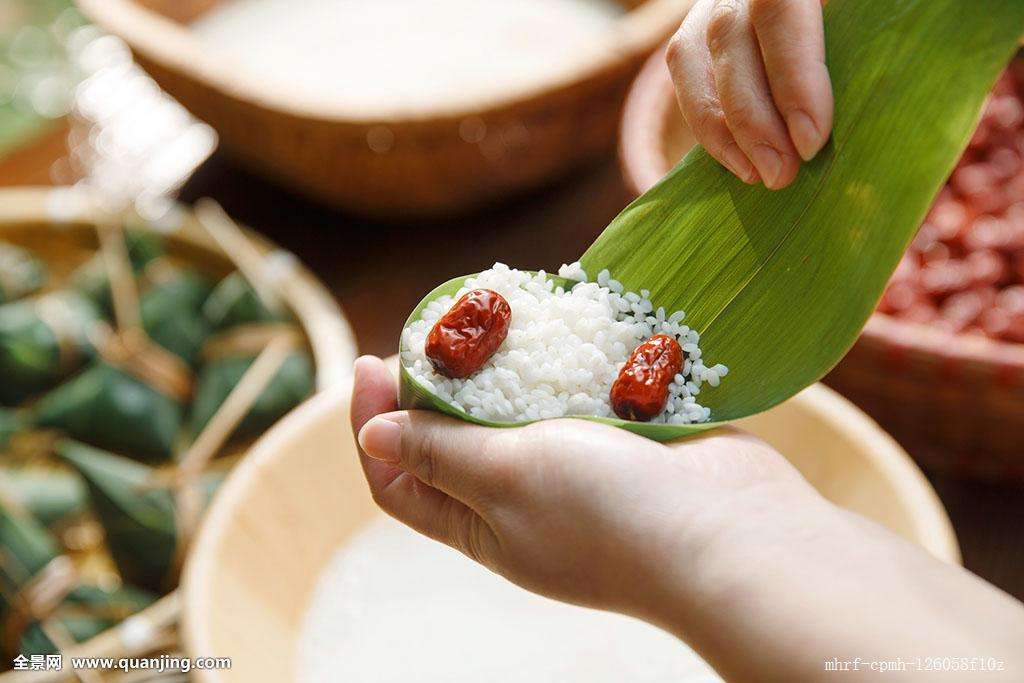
[202,272,288,331]
[0,292,101,406]
[189,351,314,441]
[141,269,213,365]
[57,440,224,592]
[34,362,183,461]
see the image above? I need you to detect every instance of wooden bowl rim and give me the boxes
[181,371,959,682]
[618,47,1024,384]
[77,0,697,123]
[0,185,359,387]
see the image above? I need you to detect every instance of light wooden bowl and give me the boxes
[619,48,1024,481]
[0,186,358,386]
[76,0,696,220]
[182,358,959,683]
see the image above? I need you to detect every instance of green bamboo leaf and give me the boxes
[141,268,213,365]
[70,230,164,314]
[35,361,183,461]
[0,241,46,305]
[0,407,23,451]
[57,440,224,592]
[0,291,101,406]
[203,271,289,332]
[3,468,88,527]
[189,350,314,441]
[401,0,1024,440]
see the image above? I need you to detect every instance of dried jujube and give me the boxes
[610,334,684,422]
[425,289,511,379]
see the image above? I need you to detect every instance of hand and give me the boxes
[350,356,816,627]
[351,355,1024,682]
[666,0,833,188]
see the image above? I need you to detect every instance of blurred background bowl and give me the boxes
[181,362,958,683]
[619,47,1024,481]
[76,0,696,220]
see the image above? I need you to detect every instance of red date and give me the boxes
[610,334,684,422]
[425,289,511,379]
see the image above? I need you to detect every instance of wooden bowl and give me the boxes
[181,360,959,683]
[619,48,1024,481]
[0,186,358,386]
[75,0,696,220]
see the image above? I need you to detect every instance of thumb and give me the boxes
[358,410,512,507]
[358,411,504,565]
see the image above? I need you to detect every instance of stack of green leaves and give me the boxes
[0,241,46,304]
[0,495,155,658]
[33,237,218,460]
[0,291,101,405]
[57,440,225,593]
[191,273,313,441]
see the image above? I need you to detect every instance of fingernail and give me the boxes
[722,143,757,183]
[751,145,783,189]
[358,416,402,462]
[786,110,822,161]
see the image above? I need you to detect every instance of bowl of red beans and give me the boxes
[620,50,1024,480]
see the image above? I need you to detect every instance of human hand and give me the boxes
[351,355,1024,682]
[666,0,833,188]
[350,355,815,621]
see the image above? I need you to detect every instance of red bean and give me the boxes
[425,289,511,379]
[610,334,683,422]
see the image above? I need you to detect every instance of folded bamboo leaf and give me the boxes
[0,495,59,658]
[34,361,183,461]
[0,491,156,657]
[71,230,164,313]
[202,271,289,331]
[0,241,46,305]
[0,496,61,603]
[141,269,213,365]
[3,468,88,528]
[189,351,314,440]
[0,291,101,406]
[57,440,224,592]
[401,0,1024,440]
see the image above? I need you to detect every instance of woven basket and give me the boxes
[619,48,1024,481]
[76,0,695,220]
[0,186,358,386]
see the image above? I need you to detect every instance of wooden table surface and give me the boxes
[5,141,1023,602]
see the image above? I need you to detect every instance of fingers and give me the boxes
[351,355,403,493]
[667,7,761,184]
[350,356,500,565]
[706,0,800,189]
[666,0,833,189]
[358,410,509,506]
[750,0,832,160]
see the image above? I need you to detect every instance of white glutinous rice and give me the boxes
[401,262,727,424]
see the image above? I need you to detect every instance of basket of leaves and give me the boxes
[0,186,356,680]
